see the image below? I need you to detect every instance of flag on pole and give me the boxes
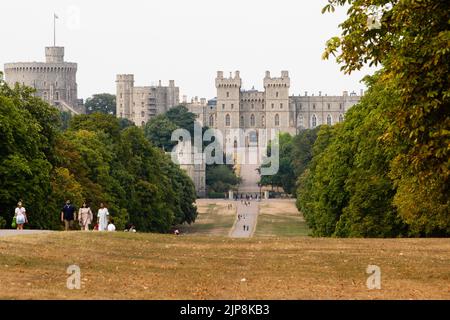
[54,13,59,19]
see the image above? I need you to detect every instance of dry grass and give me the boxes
[177,200,236,236]
[0,232,449,299]
[255,200,310,237]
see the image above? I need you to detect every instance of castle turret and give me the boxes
[45,47,65,63]
[264,71,291,132]
[116,74,134,119]
[215,70,241,132]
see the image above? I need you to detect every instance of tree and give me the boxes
[85,93,116,115]
[144,114,178,150]
[322,0,450,235]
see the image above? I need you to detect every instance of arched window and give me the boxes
[312,114,317,128]
[209,115,214,127]
[141,111,145,118]
[339,114,344,122]
[327,114,332,125]
[275,114,280,126]
[261,115,266,127]
[250,114,255,127]
[225,114,231,127]
[240,115,244,127]
[298,115,303,128]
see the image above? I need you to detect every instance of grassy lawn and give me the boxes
[255,200,310,237]
[178,200,236,236]
[0,232,449,299]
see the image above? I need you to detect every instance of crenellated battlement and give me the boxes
[215,70,242,88]
[264,70,290,88]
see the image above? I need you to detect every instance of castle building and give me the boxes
[206,71,361,148]
[4,46,84,114]
[116,74,179,126]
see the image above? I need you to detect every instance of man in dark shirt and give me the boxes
[61,200,77,231]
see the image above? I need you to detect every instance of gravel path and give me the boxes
[229,200,259,238]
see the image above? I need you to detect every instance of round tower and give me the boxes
[45,46,65,63]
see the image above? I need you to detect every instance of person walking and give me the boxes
[14,201,27,230]
[97,203,109,231]
[78,202,93,231]
[61,200,76,231]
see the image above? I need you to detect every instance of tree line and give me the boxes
[262,0,449,237]
[0,78,197,232]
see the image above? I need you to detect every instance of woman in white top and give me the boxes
[97,203,109,231]
[15,201,27,230]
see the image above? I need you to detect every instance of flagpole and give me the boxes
[53,13,56,46]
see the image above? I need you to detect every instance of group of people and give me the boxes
[12,200,115,231]
[234,193,260,201]
[60,200,115,231]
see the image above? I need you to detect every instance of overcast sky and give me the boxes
[0,0,374,100]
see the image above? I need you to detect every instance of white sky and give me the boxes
[0,0,374,100]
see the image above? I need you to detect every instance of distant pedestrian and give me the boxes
[97,203,109,231]
[78,202,93,231]
[14,201,27,230]
[61,200,76,231]
[174,229,180,235]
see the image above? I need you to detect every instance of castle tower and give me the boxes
[45,46,65,63]
[116,74,134,119]
[4,46,81,114]
[264,71,291,133]
[215,71,241,147]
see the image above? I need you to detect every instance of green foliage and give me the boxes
[206,165,239,194]
[85,93,116,115]
[260,130,320,195]
[144,114,178,150]
[320,0,450,235]
[0,78,197,232]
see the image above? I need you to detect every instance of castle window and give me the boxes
[313,104,316,110]
[142,102,144,107]
[327,114,332,125]
[43,92,48,100]
[222,104,225,109]
[225,114,231,127]
[262,104,265,109]
[120,93,123,99]
[280,103,283,109]
[55,92,59,100]
[227,92,229,98]
[251,103,254,109]
[240,116,244,127]
[276,92,279,98]
[231,104,234,109]
[250,114,255,127]
[298,115,304,128]
[120,112,123,118]
[209,115,214,127]
[312,114,317,128]
[339,103,343,110]
[339,114,344,122]
[141,111,145,117]
[328,103,331,110]
[262,115,266,127]
[141,121,145,126]
[275,114,280,126]
[271,103,274,109]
